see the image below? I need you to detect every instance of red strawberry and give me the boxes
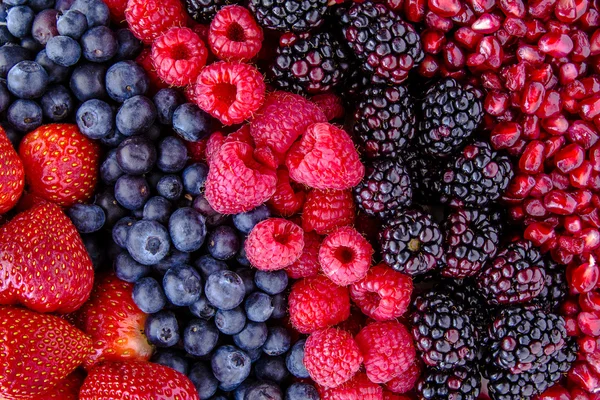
[19,123,100,207]
[0,125,24,214]
[75,273,153,368]
[79,361,200,400]
[0,306,92,399]
[30,370,85,400]
[0,202,95,313]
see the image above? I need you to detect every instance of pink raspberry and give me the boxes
[305,328,363,388]
[209,5,263,62]
[311,92,345,121]
[286,122,365,190]
[383,392,414,400]
[385,361,422,393]
[286,230,321,279]
[245,218,304,271]
[267,168,306,217]
[350,263,413,321]
[356,321,417,384]
[253,145,283,170]
[195,62,266,125]
[125,0,187,44]
[302,189,355,235]
[319,373,384,400]
[204,141,276,214]
[103,0,127,22]
[206,126,254,164]
[289,275,350,334]
[319,226,373,286]
[185,137,208,163]
[136,48,168,94]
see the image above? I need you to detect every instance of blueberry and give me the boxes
[246,346,263,362]
[0,82,10,114]
[94,188,127,226]
[235,268,257,295]
[245,292,274,323]
[205,270,245,311]
[233,205,271,234]
[191,194,228,226]
[154,88,183,125]
[20,36,43,53]
[111,216,135,249]
[157,136,188,173]
[81,25,117,62]
[76,98,113,139]
[46,35,81,66]
[40,84,73,121]
[116,136,157,175]
[215,307,246,335]
[66,203,105,233]
[285,383,319,400]
[188,362,219,399]
[163,264,203,307]
[100,150,123,185]
[145,123,161,142]
[80,233,105,270]
[0,27,16,46]
[115,28,142,60]
[145,310,179,347]
[157,175,183,201]
[168,207,207,253]
[0,3,8,20]
[114,175,150,210]
[207,226,240,261]
[116,95,156,136]
[254,270,288,295]
[233,380,255,400]
[172,102,211,142]
[35,50,69,84]
[70,0,109,27]
[255,356,288,384]
[7,99,42,132]
[182,163,209,195]
[7,61,48,99]
[56,10,87,39]
[100,128,126,147]
[151,349,189,375]
[194,255,228,281]
[7,6,34,38]
[184,319,219,357]
[142,196,172,225]
[106,60,149,102]
[126,219,170,265]
[271,293,287,319]
[153,249,191,275]
[263,326,291,356]
[236,242,251,267]
[189,295,216,320]
[31,9,59,45]
[114,252,150,283]
[245,381,283,400]
[55,0,76,12]
[70,63,107,101]
[3,0,28,6]
[29,0,56,11]
[0,44,32,79]
[286,339,309,378]
[233,321,267,351]
[211,345,251,387]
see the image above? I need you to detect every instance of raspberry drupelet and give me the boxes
[302,189,356,235]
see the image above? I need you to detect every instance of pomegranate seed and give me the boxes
[591,29,600,55]
[579,335,598,353]
[555,143,585,173]
[581,8,600,30]
[521,82,546,114]
[564,97,580,113]
[525,222,556,245]
[442,41,465,70]
[494,28,512,46]
[524,198,548,217]
[580,291,600,312]
[539,32,575,57]
[571,260,600,293]
[551,169,570,190]
[467,52,487,68]
[565,215,583,233]
[508,205,526,219]
[568,120,599,149]
[565,315,582,335]
[454,27,483,49]
[481,71,503,89]
[499,0,526,17]
[468,0,495,14]
[572,189,593,211]
[559,235,585,253]
[577,227,600,251]
[562,297,581,315]
[566,79,587,99]
[524,18,548,42]
[555,0,588,22]
[571,161,593,188]
[580,94,600,120]
[428,0,462,17]
[502,63,526,91]
[560,63,580,84]
[418,54,440,77]
[545,136,566,159]
[439,65,466,79]
[586,350,600,375]
[422,29,446,54]
[517,43,546,64]
[544,189,578,214]
[590,144,600,171]
[426,11,454,31]
[484,91,509,115]
[405,0,427,22]
[537,385,571,400]
[529,0,559,19]
[490,122,522,148]
[450,3,476,25]
[546,20,571,34]
[471,12,502,33]
[581,207,600,228]
[531,173,554,197]
[578,312,600,336]
[387,0,404,9]
[519,140,546,173]
[477,36,503,69]
[506,174,536,197]
[572,30,592,62]
[536,90,563,118]
[581,76,600,96]
[504,16,527,37]
[542,114,569,135]
[522,115,541,139]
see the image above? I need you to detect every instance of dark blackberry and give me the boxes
[477,240,546,306]
[353,85,416,160]
[417,79,483,157]
[379,208,443,276]
[403,147,439,201]
[485,306,568,375]
[249,0,328,32]
[353,158,412,219]
[443,279,492,346]
[337,68,370,107]
[434,141,514,209]
[442,208,502,278]
[533,259,568,312]
[417,365,481,400]
[336,1,424,85]
[184,0,241,23]
[270,31,350,95]
[410,290,478,370]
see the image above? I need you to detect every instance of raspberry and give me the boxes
[206,125,254,164]
[302,189,355,235]
[311,93,345,121]
[151,27,208,87]
[319,373,384,400]
[208,5,263,62]
[304,328,363,388]
[185,137,208,163]
[136,48,168,94]
[356,321,417,384]
[195,61,266,125]
[245,218,304,271]
[267,168,306,217]
[319,226,373,286]
[383,392,412,400]
[286,123,365,190]
[385,361,422,393]
[285,230,321,279]
[349,263,413,321]
[104,0,128,22]
[204,141,276,214]
[288,275,350,333]
[125,0,187,44]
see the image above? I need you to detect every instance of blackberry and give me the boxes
[477,240,546,306]
[434,141,514,209]
[337,68,370,107]
[249,0,328,32]
[337,1,424,85]
[353,158,412,219]
[417,365,481,400]
[270,31,350,95]
[184,0,241,23]
[379,208,443,276]
[353,85,416,160]
[403,147,439,201]
[533,259,568,312]
[417,79,483,157]
[411,291,478,370]
[443,279,492,346]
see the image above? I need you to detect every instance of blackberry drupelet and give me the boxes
[417,365,481,400]
[184,0,241,23]
[336,1,424,85]
[533,259,568,312]
[443,279,492,346]
[411,291,478,370]
[353,85,416,160]
[353,158,412,219]
[270,31,350,95]
[379,208,443,276]
[403,147,440,201]
[417,79,483,157]
[249,0,328,32]
[337,68,370,107]
[434,141,514,209]
[477,240,546,306]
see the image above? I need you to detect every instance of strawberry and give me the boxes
[0,202,95,313]
[30,370,85,400]
[75,273,153,368]
[0,125,24,214]
[79,361,200,400]
[18,123,100,207]
[0,306,92,399]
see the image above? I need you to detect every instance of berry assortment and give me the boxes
[0,0,599,399]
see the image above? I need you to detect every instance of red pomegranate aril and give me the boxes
[565,215,583,233]
[502,62,526,91]
[442,41,466,70]
[451,3,476,25]
[571,260,600,293]
[565,315,582,335]
[586,351,600,376]
[521,82,546,114]
[531,173,554,197]
[571,161,594,188]
[454,27,483,49]
[580,335,598,354]
[578,228,600,251]
[559,63,580,85]
[566,80,587,99]
[555,143,585,173]
[524,18,548,42]
[525,222,556,245]
[580,290,600,312]
[581,207,600,228]
[572,189,593,210]
[539,32,575,57]
[517,43,546,65]
[419,55,441,77]
[568,120,599,149]
[404,0,426,22]
[491,122,522,148]
[469,0,495,14]
[581,76,600,96]
[590,144,600,171]
[499,0,526,17]
[563,297,582,315]
[544,189,578,214]
[485,91,509,115]
[590,29,600,55]
[519,140,546,173]
[426,11,454,31]
[509,204,526,219]
[544,136,566,159]
[422,29,446,54]
[578,312,600,336]
[537,385,572,400]
[494,28,513,46]
[581,8,600,30]
[471,12,502,33]
[572,30,592,61]
[536,91,563,118]
[524,198,548,217]
[522,115,541,140]
[551,169,571,190]
[481,71,503,90]
[428,0,462,17]
[569,361,600,392]
[580,95,600,120]
[564,97,580,113]
[439,65,467,79]
[477,36,503,69]
[555,0,588,22]
[504,16,527,37]
[559,235,585,254]
[506,174,536,197]
[529,0,560,19]
[546,20,572,34]
[542,114,569,135]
